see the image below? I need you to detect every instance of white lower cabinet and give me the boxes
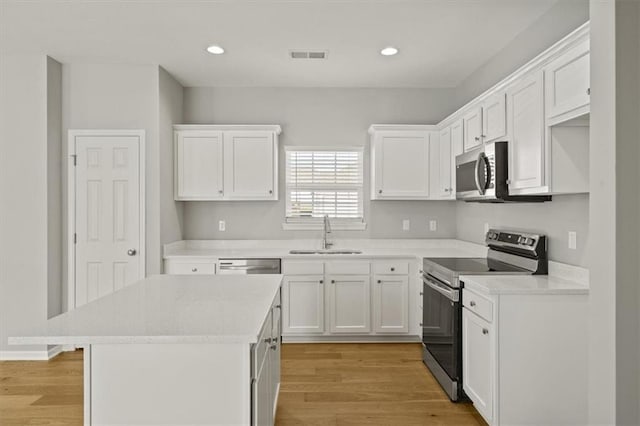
[164,260,216,275]
[328,275,371,333]
[462,307,494,423]
[373,275,409,333]
[282,275,325,334]
[461,285,588,425]
[282,259,413,339]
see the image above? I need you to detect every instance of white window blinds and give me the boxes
[285,148,364,221]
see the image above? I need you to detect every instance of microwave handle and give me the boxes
[474,152,488,195]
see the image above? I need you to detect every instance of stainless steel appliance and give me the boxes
[421,229,547,401]
[218,259,281,275]
[455,141,551,202]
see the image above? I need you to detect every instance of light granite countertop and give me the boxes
[9,274,283,346]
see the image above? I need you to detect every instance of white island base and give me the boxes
[10,275,283,426]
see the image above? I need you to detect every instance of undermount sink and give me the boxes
[289,249,363,255]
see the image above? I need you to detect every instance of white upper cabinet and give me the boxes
[463,107,483,152]
[434,129,454,199]
[450,119,464,157]
[223,131,277,200]
[482,93,507,143]
[544,39,590,125]
[507,71,545,192]
[174,125,281,201]
[175,130,224,200]
[370,125,434,200]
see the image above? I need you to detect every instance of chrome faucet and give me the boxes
[322,215,333,250]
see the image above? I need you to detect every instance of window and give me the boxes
[284,147,365,230]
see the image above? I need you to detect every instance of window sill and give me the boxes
[282,222,367,231]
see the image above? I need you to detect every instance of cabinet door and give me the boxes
[462,308,493,424]
[483,93,507,143]
[450,119,464,157]
[372,132,430,199]
[373,275,409,333]
[328,275,371,333]
[463,107,483,152]
[437,128,453,198]
[175,131,224,200]
[507,71,545,191]
[224,131,277,200]
[252,354,272,426]
[282,275,325,334]
[545,40,590,122]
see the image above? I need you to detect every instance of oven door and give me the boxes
[455,145,495,200]
[422,273,461,382]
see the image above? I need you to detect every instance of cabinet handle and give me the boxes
[419,322,423,327]
[482,328,489,335]
[470,301,476,307]
[444,188,450,192]
[475,136,480,141]
[390,267,395,272]
[587,88,591,95]
[331,280,336,284]
[319,280,324,284]
[378,189,383,194]
[269,190,273,194]
[218,189,223,194]
[264,337,272,344]
[377,280,382,284]
[191,268,198,272]
[419,292,424,296]
[274,304,281,309]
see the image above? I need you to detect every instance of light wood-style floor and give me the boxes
[0,343,485,425]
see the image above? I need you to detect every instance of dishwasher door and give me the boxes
[218,258,281,275]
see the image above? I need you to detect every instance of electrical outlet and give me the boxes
[484,223,490,234]
[402,219,410,231]
[429,220,437,232]
[219,220,226,232]
[568,231,577,250]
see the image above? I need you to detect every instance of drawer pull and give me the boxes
[469,300,476,307]
[419,292,423,296]
[390,267,395,272]
[319,280,324,284]
[482,328,489,335]
[419,322,423,327]
[191,268,198,272]
[331,280,336,284]
[264,337,272,344]
[377,280,382,284]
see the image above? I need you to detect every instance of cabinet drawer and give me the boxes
[282,261,324,275]
[463,288,494,323]
[165,261,216,275]
[325,261,370,275]
[373,261,409,275]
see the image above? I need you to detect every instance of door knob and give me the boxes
[127,249,137,256]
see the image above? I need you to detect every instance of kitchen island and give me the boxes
[9,274,283,426]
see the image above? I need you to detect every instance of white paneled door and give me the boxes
[71,131,145,308]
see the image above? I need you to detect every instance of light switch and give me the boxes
[219,220,226,232]
[402,220,410,231]
[568,231,577,250]
[429,220,437,232]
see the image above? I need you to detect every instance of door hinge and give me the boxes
[71,155,77,166]
[73,233,77,244]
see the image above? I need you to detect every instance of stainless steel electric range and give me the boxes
[421,229,547,401]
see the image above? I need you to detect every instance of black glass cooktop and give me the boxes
[423,257,529,274]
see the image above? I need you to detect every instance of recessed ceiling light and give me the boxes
[206,45,225,55]
[380,47,399,56]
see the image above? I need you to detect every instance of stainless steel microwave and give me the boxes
[455,142,551,203]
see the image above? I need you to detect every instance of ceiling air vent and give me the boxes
[289,50,328,60]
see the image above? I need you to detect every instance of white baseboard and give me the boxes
[282,335,421,343]
[0,345,63,361]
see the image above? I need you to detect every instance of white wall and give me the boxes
[454,0,589,105]
[62,63,162,276]
[456,194,589,266]
[182,87,459,239]
[158,67,184,251]
[0,55,50,354]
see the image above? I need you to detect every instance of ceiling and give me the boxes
[0,0,559,88]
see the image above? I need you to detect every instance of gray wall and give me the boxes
[62,63,163,275]
[158,68,185,249]
[455,0,590,106]
[47,57,63,320]
[455,195,589,266]
[0,55,49,354]
[614,1,640,423]
[182,87,460,240]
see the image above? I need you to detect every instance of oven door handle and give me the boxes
[422,275,459,302]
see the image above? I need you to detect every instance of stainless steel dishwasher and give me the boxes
[217,258,281,275]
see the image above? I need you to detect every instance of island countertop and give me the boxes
[9,274,283,346]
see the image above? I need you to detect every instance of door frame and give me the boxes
[67,129,146,312]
